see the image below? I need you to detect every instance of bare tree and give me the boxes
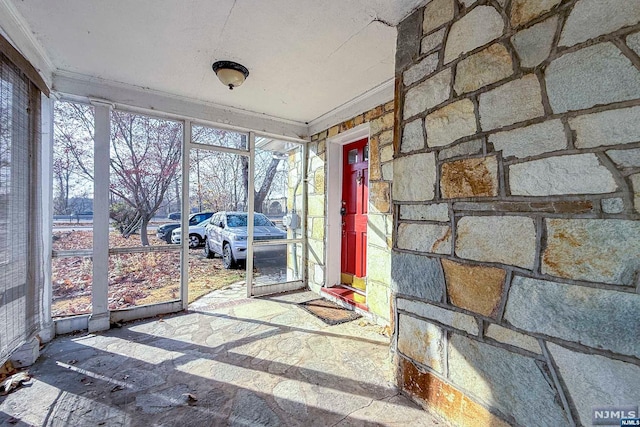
[52,102,94,215]
[110,111,182,245]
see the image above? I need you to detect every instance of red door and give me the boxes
[341,138,368,279]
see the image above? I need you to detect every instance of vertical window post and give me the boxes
[89,101,111,332]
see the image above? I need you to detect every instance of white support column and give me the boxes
[39,94,54,342]
[89,102,111,332]
[301,141,308,286]
[180,121,191,309]
[246,132,255,297]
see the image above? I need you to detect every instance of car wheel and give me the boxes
[188,234,202,248]
[222,243,236,269]
[204,239,215,259]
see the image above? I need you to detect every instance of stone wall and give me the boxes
[307,102,395,322]
[393,0,640,425]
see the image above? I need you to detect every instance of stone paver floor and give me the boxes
[0,284,442,426]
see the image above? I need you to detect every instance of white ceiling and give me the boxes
[9,0,424,124]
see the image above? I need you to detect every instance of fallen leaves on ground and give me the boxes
[52,231,245,317]
[0,371,31,395]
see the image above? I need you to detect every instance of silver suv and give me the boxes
[203,212,286,269]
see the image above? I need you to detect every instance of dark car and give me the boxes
[156,211,214,243]
[167,212,181,220]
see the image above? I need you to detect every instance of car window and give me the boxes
[226,214,247,227]
[224,213,273,227]
[254,214,273,226]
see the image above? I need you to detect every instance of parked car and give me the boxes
[203,211,286,269]
[167,212,181,220]
[156,211,214,243]
[171,219,209,248]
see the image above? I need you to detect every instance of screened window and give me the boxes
[0,51,42,362]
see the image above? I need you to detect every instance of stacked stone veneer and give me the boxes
[286,149,304,281]
[307,102,395,323]
[394,0,640,426]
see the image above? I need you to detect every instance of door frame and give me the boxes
[326,123,370,289]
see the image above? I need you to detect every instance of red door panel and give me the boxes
[341,138,368,278]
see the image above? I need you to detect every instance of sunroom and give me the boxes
[2,0,640,426]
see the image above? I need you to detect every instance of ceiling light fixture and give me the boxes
[212,60,249,90]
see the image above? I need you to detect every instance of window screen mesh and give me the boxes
[0,52,42,363]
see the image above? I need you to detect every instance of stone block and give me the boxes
[397,223,451,254]
[570,105,640,149]
[307,194,324,217]
[368,213,392,249]
[485,324,540,353]
[441,259,506,317]
[365,106,384,122]
[399,203,449,222]
[370,181,390,213]
[548,343,640,427]
[631,174,640,213]
[509,153,617,196]
[391,252,445,301]
[393,152,437,202]
[479,74,545,131]
[511,16,557,68]
[425,99,477,148]
[367,282,390,321]
[601,197,624,214]
[397,298,478,335]
[440,155,498,198]
[396,8,422,72]
[404,53,439,87]
[444,6,505,64]
[560,0,640,47]
[367,244,391,285]
[421,27,446,54]
[510,0,562,27]
[380,144,393,163]
[311,217,324,240]
[398,314,445,373]
[628,31,640,56]
[454,43,513,95]
[423,0,455,34]
[546,43,640,114]
[379,129,393,146]
[401,119,424,154]
[607,147,640,168]
[313,167,325,194]
[400,359,512,427]
[456,216,536,269]
[459,0,477,7]
[370,136,382,181]
[438,138,482,160]
[371,112,394,135]
[403,69,452,119]
[505,276,640,358]
[488,119,566,159]
[543,218,640,285]
[448,335,569,426]
[382,162,393,181]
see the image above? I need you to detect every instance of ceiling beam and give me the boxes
[53,70,310,141]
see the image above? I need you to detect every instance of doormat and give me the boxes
[299,298,361,326]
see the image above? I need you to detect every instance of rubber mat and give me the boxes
[298,298,361,325]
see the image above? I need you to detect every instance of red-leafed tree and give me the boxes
[110,111,182,245]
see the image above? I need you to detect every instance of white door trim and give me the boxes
[325,123,370,289]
